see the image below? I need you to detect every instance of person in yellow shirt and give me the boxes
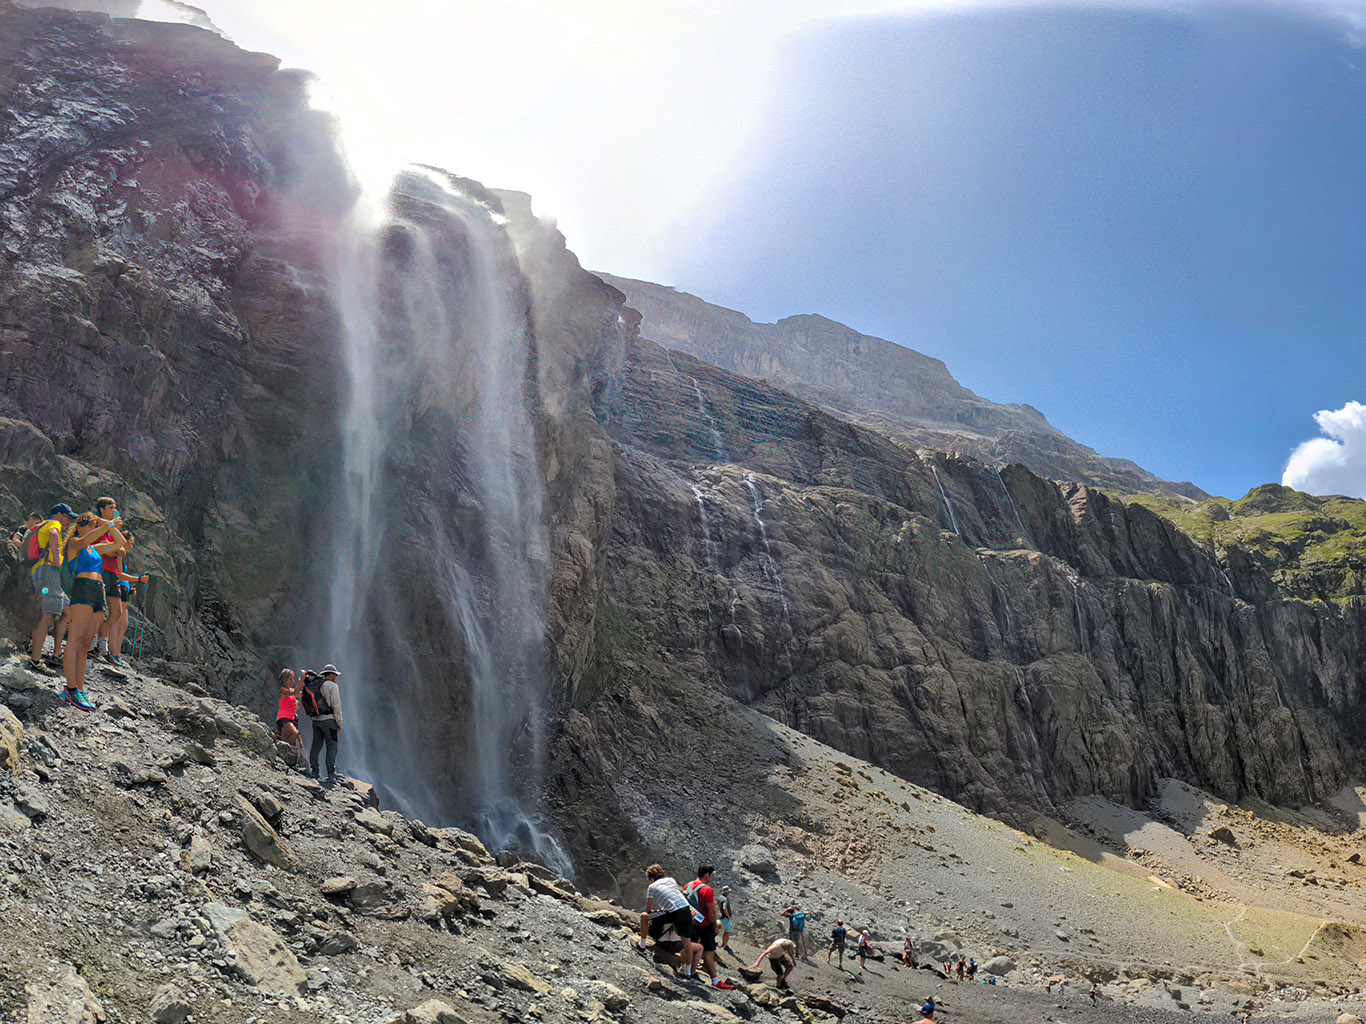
[28,503,75,670]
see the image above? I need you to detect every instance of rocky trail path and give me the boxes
[0,648,1362,1024]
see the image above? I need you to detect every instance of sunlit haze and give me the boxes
[192,0,1366,499]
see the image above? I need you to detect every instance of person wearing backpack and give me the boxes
[302,664,344,782]
[682,865,734,989]
[28,504,75,672]
[12,513,39,553]
[781,906,808,959]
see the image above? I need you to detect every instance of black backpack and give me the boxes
[301,676,333,718]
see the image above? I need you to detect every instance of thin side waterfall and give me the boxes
[1072,578,1089,655]
[691,483,719,571]
[977,553,1014,644]
[327,169,569,874]
[689,375,728,462]
[930,466,960,536]
[1013,667,1054,809]
[996,467,1030,543]
[744,472,795,639]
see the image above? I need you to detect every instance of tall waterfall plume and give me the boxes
[326,168,569,873]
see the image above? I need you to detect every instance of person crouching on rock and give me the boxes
[750,937,797,988]
[62,511,124,710]
[275,668,305,765]
[302,664,343,782]
[638,864,701,978]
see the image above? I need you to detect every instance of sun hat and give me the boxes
[321,664,339,675]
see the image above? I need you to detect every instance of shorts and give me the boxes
[692,921,717,951]
[770,955,792,977]
[276,717,299,738]
[102,570,123,600]
[721,918,732,934]
[70,577,106,613]
[648,906,694,942]
[32,565,69,617]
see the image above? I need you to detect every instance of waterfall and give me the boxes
[1072,578,1089,655]
[996,467,1030,544]
[977,553,1014,644]
[744,473,795,645]
[689,375,728,462]
[1012,667,1055,809]
[929,466,960,537]
[691,483,720,570]
[327,168,568,874]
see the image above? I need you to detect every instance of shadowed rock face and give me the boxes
[3,1,1365,894]
[0,0,354,682]
[596,274,1208,501]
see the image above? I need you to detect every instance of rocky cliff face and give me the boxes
[0,0,355,688]
[3,0,1365,903]
[597,274,1208,500]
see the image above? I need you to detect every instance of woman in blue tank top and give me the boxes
[62,512,125,711]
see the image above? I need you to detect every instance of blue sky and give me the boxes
[659,4,1366,498]
[191,0,1366,499]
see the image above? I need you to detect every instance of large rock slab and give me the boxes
[236,795,297,871]
[25,964,105,1023]
[0,705,23,772]
[200,902,306,997]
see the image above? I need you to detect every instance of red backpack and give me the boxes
[26,522,52,563]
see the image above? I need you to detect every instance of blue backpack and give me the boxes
[791,911,805,932]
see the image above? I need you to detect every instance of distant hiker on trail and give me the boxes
[683,865,734,989]
[276,668,305,765]
[956,956,965,981]
[857,931,874,971]
[302,664,343,782]
[967,958,978,980]
[902,938,917,968]
[62,511,125,710]
[828,919,848,968]
[718,886,734,950]
[781,905,808,958]
[1089,984,1099,1005]
[638,864,701,978]
[28,504,73,671]
[750,937,796,988]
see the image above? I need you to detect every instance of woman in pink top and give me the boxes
[276,668,304,764]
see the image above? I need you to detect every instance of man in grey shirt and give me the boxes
[305,663,344,783]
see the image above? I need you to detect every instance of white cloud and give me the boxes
[1282,401,1366,497]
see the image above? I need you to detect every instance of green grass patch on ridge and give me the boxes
[1122,483,1366,601]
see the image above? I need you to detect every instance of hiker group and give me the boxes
[275,665,345,782]
[17,500,148,711]
[638,864,737,989]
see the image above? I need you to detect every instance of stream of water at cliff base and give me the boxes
[327,168,570,875]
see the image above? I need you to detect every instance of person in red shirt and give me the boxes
[682,865,733,989]
[92,497,125,663]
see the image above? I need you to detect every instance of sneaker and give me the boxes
[63,688,96,711]
[712,979,734,990]
[107,655,125,667]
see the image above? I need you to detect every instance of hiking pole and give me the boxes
[134,580,146,674]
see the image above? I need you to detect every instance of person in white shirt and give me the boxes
[637,863,701,977]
